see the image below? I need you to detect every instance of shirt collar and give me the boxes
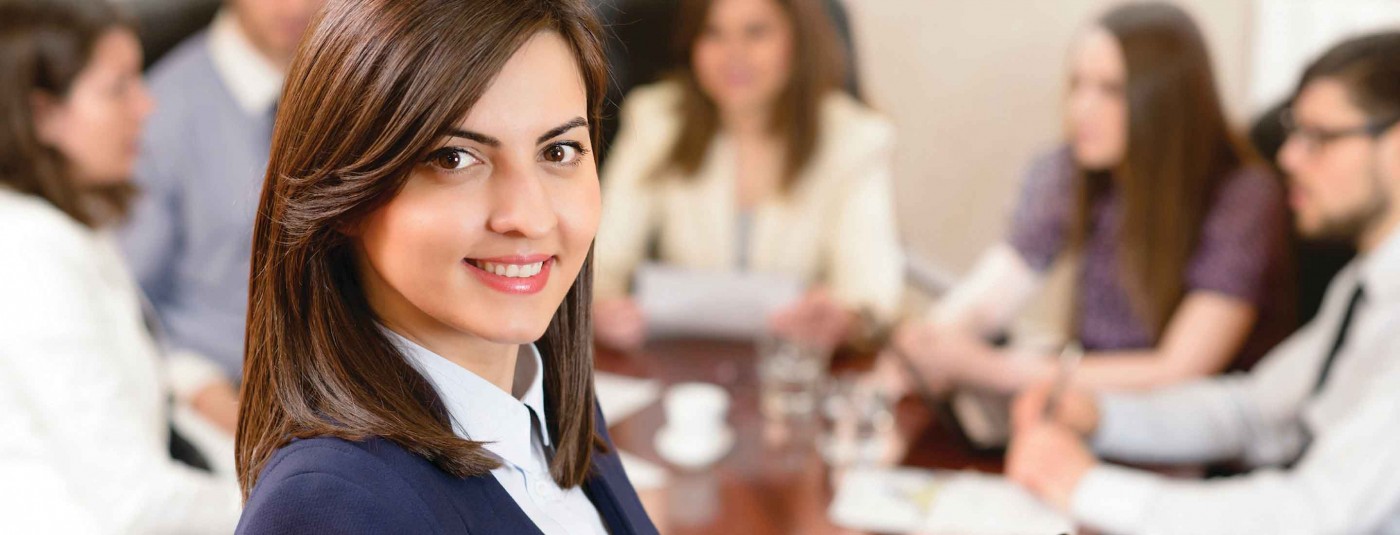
[382,327,551,471]
[207,9,283,116]
[1358,224,1400,302]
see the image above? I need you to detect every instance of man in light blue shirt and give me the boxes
[122,0,322,428]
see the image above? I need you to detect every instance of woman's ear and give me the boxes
[29,91,67,148]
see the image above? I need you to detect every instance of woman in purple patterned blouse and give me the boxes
[887,3,1294,394]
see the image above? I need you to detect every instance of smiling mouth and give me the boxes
[467,259,546,278]
[463,256,555,295]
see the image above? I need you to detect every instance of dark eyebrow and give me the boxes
[440,117,588,147]
[536,117,588,144]
[443,128,500,147]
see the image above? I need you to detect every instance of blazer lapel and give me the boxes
[446,472,545,534]
[582,457,637,535]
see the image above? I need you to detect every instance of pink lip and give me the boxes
[463,255,554,295]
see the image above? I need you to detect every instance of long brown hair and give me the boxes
[0,0,134,227]
[1069,3,1259,339]
[665,0,847,191]
[236,0,609,498]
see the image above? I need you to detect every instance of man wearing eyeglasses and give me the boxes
[1003,32,1400,534]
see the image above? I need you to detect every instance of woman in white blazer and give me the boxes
[0,1,241,532]
[593,0,904,350]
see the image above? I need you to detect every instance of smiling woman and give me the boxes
[233,0,655,533]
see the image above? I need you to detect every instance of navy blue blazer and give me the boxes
[236,414,658,534]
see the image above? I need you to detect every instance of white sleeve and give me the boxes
[826,129,905,318]
[1073,366,1400,535]
[1090,326,1318,467]
[1091,377,1258,465]
[928,243,1043,336]
[0,228,240,534]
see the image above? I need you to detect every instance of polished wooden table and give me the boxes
[596,339,1006,535]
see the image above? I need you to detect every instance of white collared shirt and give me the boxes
[207,9,283,116]
[1070,226,1400,534]
[385,330,608,535]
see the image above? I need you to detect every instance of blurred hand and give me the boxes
[593,297,646,351]
[768,288,855,351]
[1011,379,1100,438]
[190,379,240,435]
[866,349,915,400]
[1005,420,1097,511]
[890,320,992,386]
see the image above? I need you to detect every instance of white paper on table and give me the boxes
[829,467,1074,535]
[618,450,669,491]
[634,263,805,340]
[595,371,662,425]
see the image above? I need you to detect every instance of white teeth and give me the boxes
[474,260,545,278]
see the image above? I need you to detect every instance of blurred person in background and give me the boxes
[1006,31,1400,534]
[883,2,1293,395]
[118,0,323,433]
[591,0,904,352]
[0,0,240,531]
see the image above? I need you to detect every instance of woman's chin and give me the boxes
[462,320,553,346]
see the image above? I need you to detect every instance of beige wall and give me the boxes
[847,0,1256,288]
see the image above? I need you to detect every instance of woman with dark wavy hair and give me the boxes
[235,0,655,533]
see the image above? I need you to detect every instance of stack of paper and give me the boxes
[829,467,1074,535]
[635,264,805,340]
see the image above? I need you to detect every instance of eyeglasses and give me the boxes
[1280,107,1400,154]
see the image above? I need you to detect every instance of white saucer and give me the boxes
[655,425,734,470]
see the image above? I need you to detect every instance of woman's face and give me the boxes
[1065,27,1128,171]
[691,0,795,117]
[356,31,600,347]
[34,28,153,186]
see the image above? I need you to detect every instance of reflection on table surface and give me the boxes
[596,339,1005,535]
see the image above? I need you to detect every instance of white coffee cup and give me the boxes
[663,382,730,433]
[657,382,734,469]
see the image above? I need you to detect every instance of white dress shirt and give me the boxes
[0,188,240,534]
[1070,226,1400,534]
[385,330,609,535]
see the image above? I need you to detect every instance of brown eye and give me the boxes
[426,148,477,171]
[542,143,582,164]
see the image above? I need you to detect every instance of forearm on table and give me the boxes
[1090,379,1252,464]
[1070,349,1216,391]
[929,243,1042,337]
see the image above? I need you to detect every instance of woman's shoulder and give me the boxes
[1216,162,1284,203]
[0,188,97,276]
[239,436,440,533]
[621,79,684,113]
[252,436,424,489]
[819,91,895,149]
[0,188,91,247]
[618,79,685,128]
[1011,145,1079,200]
